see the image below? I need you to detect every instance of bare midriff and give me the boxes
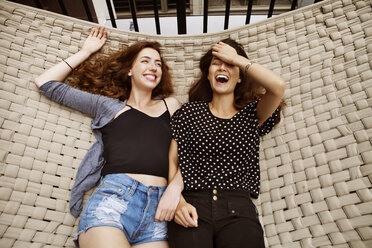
[125,173,167,187]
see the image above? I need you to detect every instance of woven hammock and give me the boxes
[0,0,371,247]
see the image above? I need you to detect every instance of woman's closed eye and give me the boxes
[212,60,222,66]
[212,61,233,68]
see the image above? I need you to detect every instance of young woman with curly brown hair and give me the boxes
[34,26,179,248]
[155,38,285,248]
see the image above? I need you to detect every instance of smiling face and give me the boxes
[207,57,241,96]
[128,47,162,92]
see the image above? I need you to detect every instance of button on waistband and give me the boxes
[213,189,217,194]
[213,195,218,201]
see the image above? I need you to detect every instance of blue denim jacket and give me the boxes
[39,81,126,217]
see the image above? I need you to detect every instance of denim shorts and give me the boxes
[74,173,167,247]
[168,189,264,248]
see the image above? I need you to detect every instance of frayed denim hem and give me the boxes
[73,223,124,247]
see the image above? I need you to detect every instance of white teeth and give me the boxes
[145,75,156,80]
[216,75,229,80]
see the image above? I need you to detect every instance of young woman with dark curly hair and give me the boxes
[155,38,285,248]
[34,26,179,248]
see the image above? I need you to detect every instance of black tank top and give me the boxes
[100,100,171,178]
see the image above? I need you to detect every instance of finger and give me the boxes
[215,42,224,48]
[171,210,176,221]
[162,211,168,221]
[97,26,105,39]
[154,208,164,221]
[102,30,107,40]
[154,210,160,221]
[175,211,188,227]
[212,44,221,51]
[190,207,199,227]
[89,29,94,37]
[102,31,108,41]
[175,215,188,228]
[211,51,219,57]
[174,216,185,227]
[181,208,196,227]
[158,210,164,221]
[96,26,102,38]
[165,210,175,222]
[161,210,169,222]
[98,33,107,47]
[100,32,107,44]
[92,26,99,37]
[174,215,184,227]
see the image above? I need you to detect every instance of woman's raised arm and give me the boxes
[34,26,107,88]
[212,41,286,125]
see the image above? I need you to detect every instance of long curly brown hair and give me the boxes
[188,38,285,125]
[67,41,173,100]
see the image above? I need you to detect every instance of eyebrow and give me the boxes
[139,56,162,62]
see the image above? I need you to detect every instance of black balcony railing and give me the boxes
[10,0,324,35]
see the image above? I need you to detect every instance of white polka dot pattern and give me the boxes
[171,101,279,198]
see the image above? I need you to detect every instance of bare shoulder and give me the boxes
[164,97,181,116]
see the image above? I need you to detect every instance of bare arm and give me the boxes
[155,139,184,221]
[212,41,286,125]
[168,139,183,192]
[34,26,107,88]
[155,139,198,227]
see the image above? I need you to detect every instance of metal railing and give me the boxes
[108,0,323,34]
[12,0,324,35]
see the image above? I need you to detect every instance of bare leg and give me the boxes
[78,226,131,248]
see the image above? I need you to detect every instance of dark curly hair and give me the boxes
[67,41,173,100]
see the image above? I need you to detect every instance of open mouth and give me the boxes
[216,74,229,83]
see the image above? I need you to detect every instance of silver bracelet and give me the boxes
[244,61,255,74]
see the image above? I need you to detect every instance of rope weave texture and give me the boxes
[0,0,371,247]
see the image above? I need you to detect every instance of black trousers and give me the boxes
[168,189,265,248]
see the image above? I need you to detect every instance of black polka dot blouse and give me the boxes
[171,100,279,198]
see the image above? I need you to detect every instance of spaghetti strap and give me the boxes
[162,99,169,112]
[126,104,133,109]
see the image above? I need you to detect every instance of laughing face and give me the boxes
[128,47,162,92]
[207,57,241,96]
